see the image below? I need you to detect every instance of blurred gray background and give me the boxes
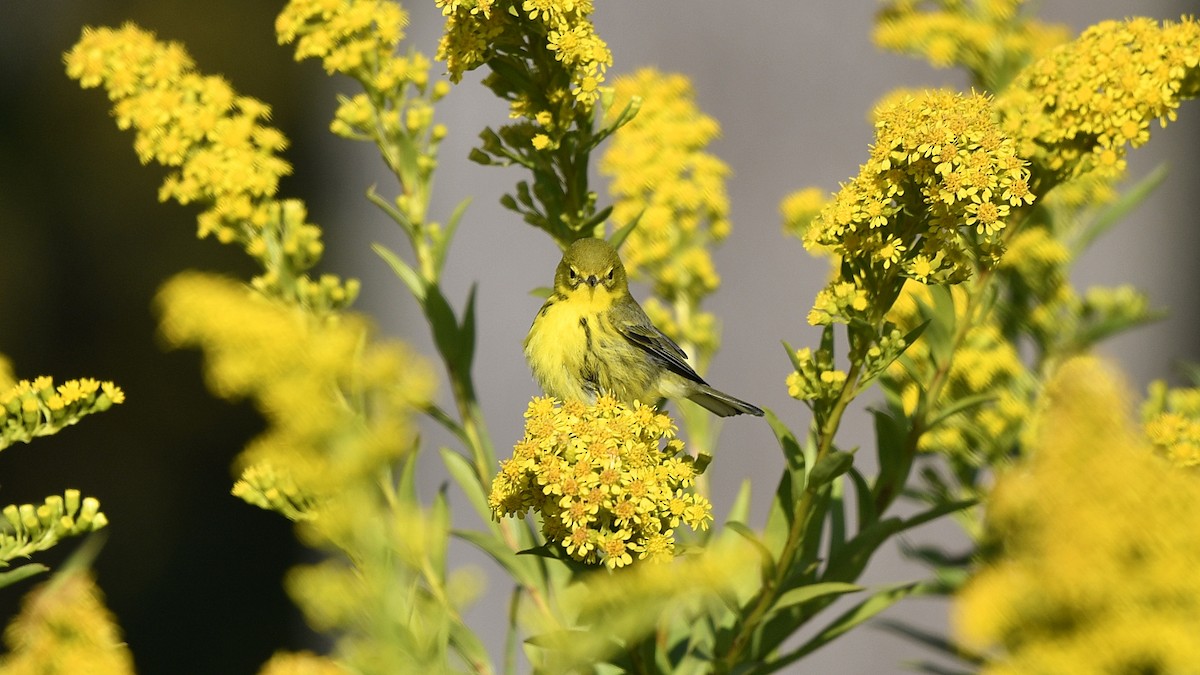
[1,2,1197,673]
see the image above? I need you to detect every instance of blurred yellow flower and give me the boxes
[997,17,1200,184]
[956,358,1200,673]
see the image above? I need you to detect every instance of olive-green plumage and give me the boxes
[524,238,763,417]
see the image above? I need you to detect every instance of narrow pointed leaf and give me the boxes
[434,196,473,277]
[726,521,776,581]
[725,479,753,525]
[0,564,48,590]
[373,243,426,300]
[441,447,491,524]
[773,580,940,668]
[768,582,862,616]
[1073,163,1168,255]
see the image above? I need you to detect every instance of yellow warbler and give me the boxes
[524,238,762,417]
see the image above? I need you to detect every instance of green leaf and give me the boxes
[517,542,594,574]
[468,147,495,166]
[1073,163,1168,256]
[807,451,854,488]
[763,469,795,559]
[449,620,494,674]
[768,582,862,617]
[828,476,847,561]
[1180,361,1200,387]
[607,210,641,250]
[0,563,48,590]
[477,126,506,156]
[725,479,753,525]
[764,407,804,474]
[454,528,542,591]
[589,95,641,151]
[828,499,975,584]
[782,340,802,371]
[373,243,426,301]
[434,196,473,277]
[440,448,491,524]
[424,403,470,447]
[873,619,985,666]
[819,324,836,363]
[430,487,452,575]
[726,521,775,582]
[578,204,614,236]
[424,284,468,369]
[366,186,414,232]
[770,580,941,670]
[916,285,956,366]
[397,453,420,503]
[846,467,875,531]
[460,283,478,372]
[871,408,910,509]
[925,392,998,432]
[515,180,536,209]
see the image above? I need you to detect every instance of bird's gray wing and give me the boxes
[612,300,707,385]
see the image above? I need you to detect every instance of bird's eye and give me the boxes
[606,268,614,281]
[568,268,577,280]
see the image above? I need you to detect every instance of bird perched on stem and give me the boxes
[524,238,763,417]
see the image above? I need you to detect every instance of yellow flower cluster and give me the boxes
[786,347,848,405]
[997,16,1200,183]
[277,0,408,78]
[0,490,108,569]
[436,0,611,108]
[277,0,448,167]
[64,25,356,312]
[601,69,730,353]
[1142,380,1200,469]
[780,187,828,244]
[156,272,434,509]
[1,377,124,451]
[886,283,1033,461]
[874,0,1068,85]
[956,358,1200,673]
[804,91,1032,324]
[0,571,134,675]
[490,396,712,569]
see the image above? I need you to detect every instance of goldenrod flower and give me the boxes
[874,0,1069,88]
[1142,380,1200,469]
[0,571,134,675]
[997,17,1200,185]
[1,377,124,450]
[601,69,731,372]
[956,358,1200,672]
[65,24,357,312]
[491,396,712,568]
[803,91,1031,326]
[156,273,434,504]
[436,0,611,109]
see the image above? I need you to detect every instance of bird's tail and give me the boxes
[688,384,764,417]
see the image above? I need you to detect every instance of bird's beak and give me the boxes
[586,275,600,287]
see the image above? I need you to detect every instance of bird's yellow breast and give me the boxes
[524,286,617,402]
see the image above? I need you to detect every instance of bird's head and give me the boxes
[554,238,629,298]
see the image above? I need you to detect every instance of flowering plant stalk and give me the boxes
[2,1,1194,674]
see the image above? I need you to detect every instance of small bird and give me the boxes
[524,238,763,417]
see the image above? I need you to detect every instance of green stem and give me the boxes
[718,361,863,671]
